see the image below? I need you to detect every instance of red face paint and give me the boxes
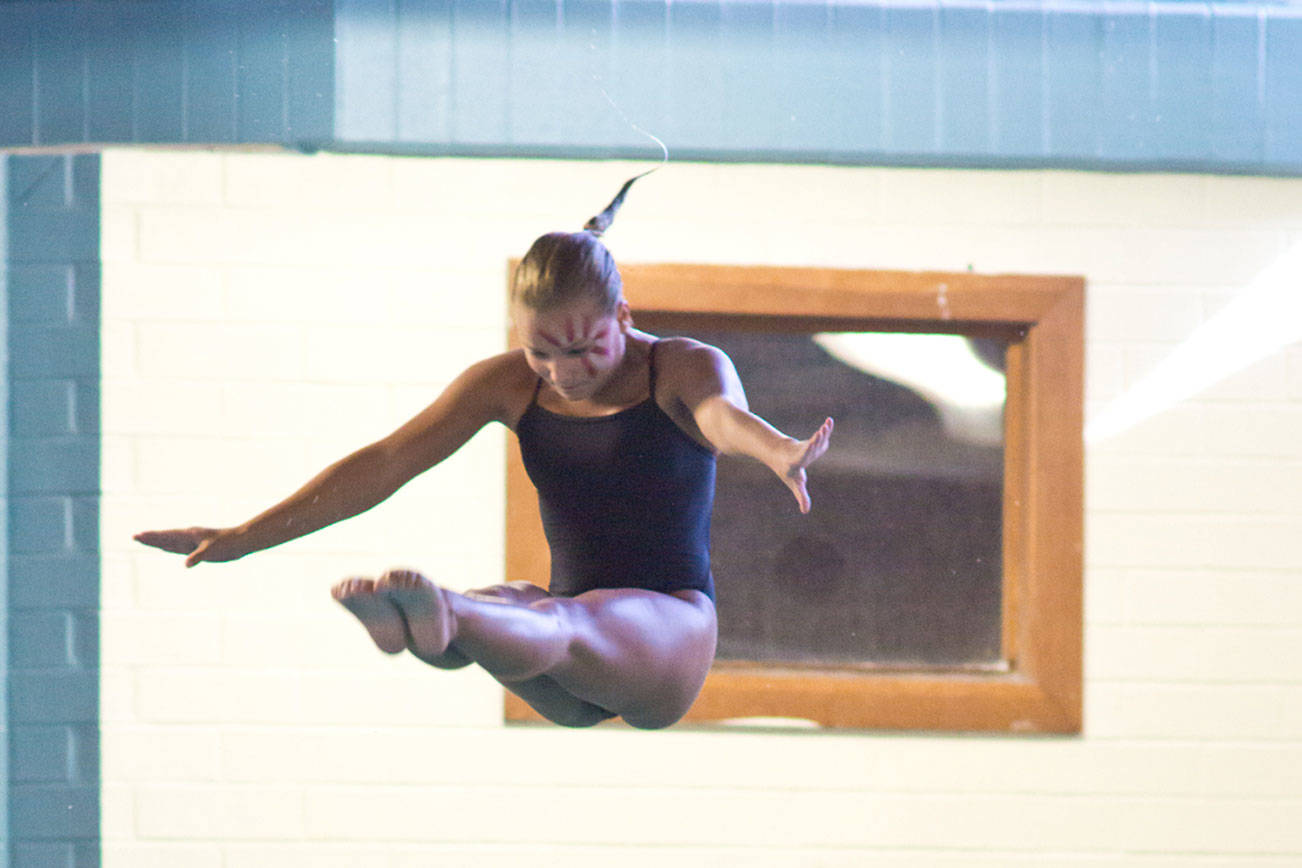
[538,329,562,348]
[564,317,576,343]
[581,357,597,376]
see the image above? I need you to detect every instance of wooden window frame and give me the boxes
[505,263,1084,734]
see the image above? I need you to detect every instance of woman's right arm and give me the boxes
[135,352,523,567]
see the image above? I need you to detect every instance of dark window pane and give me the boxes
[697,329,1006,669]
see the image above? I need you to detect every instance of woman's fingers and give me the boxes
[134,529,204,555]
[794,417,834,471]
[783,468,812,514]
[134,527,226,565]
[786,418,832,513]
[795,477,812,513]
[184,538,212,569]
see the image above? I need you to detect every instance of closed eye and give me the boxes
[529,346,591,360]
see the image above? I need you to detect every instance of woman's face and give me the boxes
[515,296,631,402]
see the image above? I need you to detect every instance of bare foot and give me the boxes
[331,577,407,654]
[376,568,455,662]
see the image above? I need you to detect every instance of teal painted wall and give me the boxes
[1,153,11,868]
[4,155,102,867]
[330,0,1302,173]
[1,0,1301,174]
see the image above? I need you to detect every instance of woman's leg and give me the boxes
[334,577,551,670]
[334,568,717,729]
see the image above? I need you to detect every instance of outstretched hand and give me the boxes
[133,526,242,568]
[782,416,834,514]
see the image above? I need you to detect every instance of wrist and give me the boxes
[764,435,801,475]
[224,523,256,558]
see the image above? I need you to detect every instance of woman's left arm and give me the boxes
[675,342,833,513]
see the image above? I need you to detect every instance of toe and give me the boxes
[377,567,427,591]
[332,576,375,600]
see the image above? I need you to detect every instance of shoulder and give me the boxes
[467,348,535,383]
[449,348,534,393]
[449,349,537,422]
[652,336,741,402]
[654,336,732,375]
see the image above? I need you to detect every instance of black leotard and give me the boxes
[515,341,717,602]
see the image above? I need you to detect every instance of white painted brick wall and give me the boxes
[99,151,1302,865]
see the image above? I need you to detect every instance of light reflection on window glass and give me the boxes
[699,329,1007,669]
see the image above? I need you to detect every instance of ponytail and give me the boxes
[582,166,659,237]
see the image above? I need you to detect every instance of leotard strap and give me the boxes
[648,340,659,400]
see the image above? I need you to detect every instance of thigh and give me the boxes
[502,675,618,728]
[546,588,718,730]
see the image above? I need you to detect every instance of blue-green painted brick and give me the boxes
[33,13,88,145]
[72,382,98,436]
[9,439,98,495]
[8,326,100,379]
[939,3,993,157]
[130,4,186,144]
[70,499,97,554]
[10,672,98,724]
[884,2,940,155]
[666,1,725,149]
[1264,13,1302,163]
[990,5,1044,158]
[7,214,99,264]
[12,841,77,868]
[70,725,99,784]
[11,727,72,783]
[85,13,135,143]
[1045,8,1102,158]
[74,842,100,868]
[71,263,100,324]
[10,611,74,668]
[1153,6,1213,162]
[9,555,99,607]
[8,265,73,324]
[449,1,510,145]
[71,611,99,669]
[7,158,71,210]
[286,2,335,143]
[393,0,453,144]
[9,381,76,437]
[9,785,99,840]
[10,497,71,556]
[0,8,36,146]
[236,9,290,142]
[1100,7,1155,160]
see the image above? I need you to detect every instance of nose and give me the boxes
[549,356,586,386]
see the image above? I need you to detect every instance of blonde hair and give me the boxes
[510,172,651,313]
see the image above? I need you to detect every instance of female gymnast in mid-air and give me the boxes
[136,175,833,730]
